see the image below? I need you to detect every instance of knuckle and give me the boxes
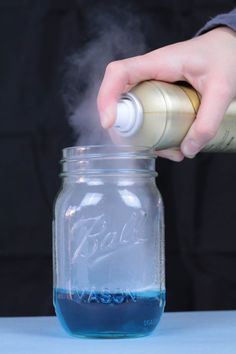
[105,60,125,75]
[194,125,217,142]
[212,79,231,100]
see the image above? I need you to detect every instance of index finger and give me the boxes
[97,46,185,128]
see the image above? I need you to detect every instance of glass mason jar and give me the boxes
[53,145,165,338]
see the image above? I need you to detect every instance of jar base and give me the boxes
[54,288,165,339]
[63,330,155,339]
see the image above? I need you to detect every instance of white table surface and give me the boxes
[1,311,236,354]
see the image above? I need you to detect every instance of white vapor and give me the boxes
[63,4,147,146]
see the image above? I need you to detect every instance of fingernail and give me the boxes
[182,139,200,158]
[186,154,196,159]
[100,106,114,129]
[100,113,110,129]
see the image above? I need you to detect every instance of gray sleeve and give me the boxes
[197,8,236,35]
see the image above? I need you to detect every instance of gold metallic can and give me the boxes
[112,80,236,152]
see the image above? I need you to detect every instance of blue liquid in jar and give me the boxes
[54,288,165,338]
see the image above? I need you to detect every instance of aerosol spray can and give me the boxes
[111,80,236,152]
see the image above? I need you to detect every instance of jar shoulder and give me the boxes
[54,180,163,217]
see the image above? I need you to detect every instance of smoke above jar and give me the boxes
[62,2,147,146]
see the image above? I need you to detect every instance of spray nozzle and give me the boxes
[113,93,144,137]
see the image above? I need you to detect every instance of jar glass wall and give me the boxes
[53,145,165,338]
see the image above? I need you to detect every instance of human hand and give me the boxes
[97,27,236,160]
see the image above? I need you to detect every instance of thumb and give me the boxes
[98,46,185,128]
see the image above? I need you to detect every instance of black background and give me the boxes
[0,0,236,315]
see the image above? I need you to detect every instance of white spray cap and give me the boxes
[113,93,144,137]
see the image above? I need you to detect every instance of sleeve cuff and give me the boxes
[196,8,236,35]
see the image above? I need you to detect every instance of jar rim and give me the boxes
[62,145,156,160]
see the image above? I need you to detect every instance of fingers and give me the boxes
[97,60,133,129]
[97,44,186,128]
[181,80,233,157]
[156,148,184,162]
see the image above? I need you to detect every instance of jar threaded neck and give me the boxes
[61,145,157,177]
